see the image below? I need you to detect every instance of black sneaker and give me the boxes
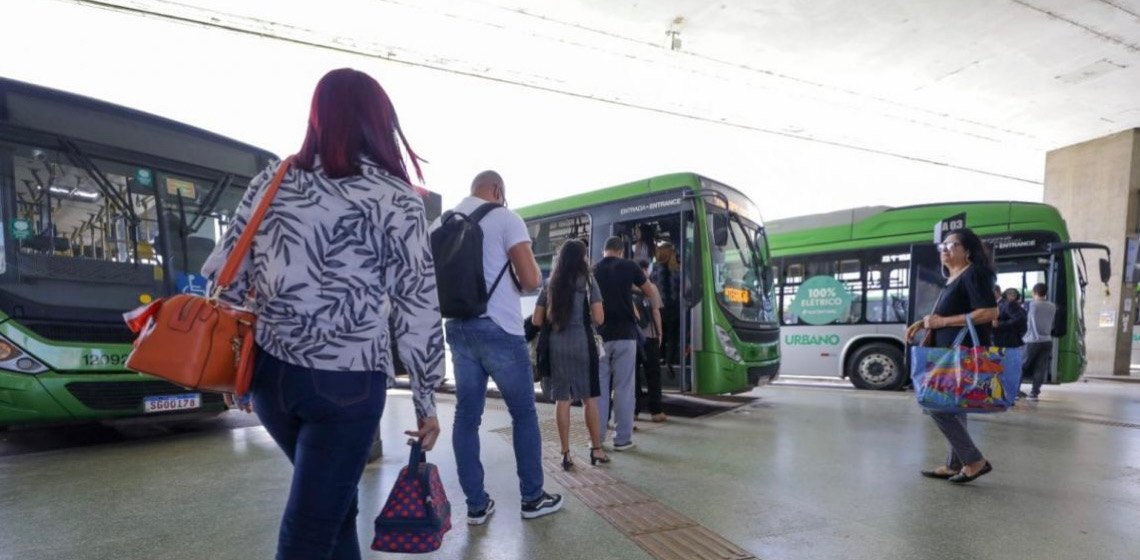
[467,498,495,526]
[521,492,563,519]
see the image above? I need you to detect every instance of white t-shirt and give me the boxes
[438,196,531,336]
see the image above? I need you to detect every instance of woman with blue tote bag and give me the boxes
[905,229,999,484]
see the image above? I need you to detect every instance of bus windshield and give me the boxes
[1,140,243,332]
[709,210,774,325]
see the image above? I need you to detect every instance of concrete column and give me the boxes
[1044,129,1140,377]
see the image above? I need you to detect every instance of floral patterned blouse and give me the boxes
[202,158,444,419]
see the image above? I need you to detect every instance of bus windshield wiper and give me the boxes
[187,174,233,232]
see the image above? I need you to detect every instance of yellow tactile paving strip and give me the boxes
[496,417,761,560]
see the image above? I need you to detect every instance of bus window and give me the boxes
[867,254,909,324]
[527,213,589,286]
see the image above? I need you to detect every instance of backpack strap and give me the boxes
[468,202,503,223]
[466,202,523,298]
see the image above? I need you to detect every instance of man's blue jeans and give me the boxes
[446,318,544,511]
[251,349,386,560]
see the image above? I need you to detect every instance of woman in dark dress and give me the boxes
[532,239,609,469]
[905,229,999,484]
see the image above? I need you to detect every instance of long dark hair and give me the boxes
[295,68,424,182]
[948,228,995,282]
[548,239,589,331]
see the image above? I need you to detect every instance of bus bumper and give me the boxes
[1,370,227,427]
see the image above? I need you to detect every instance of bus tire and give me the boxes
[847,343,906,391]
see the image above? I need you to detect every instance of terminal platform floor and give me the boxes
[2,379,1138,560]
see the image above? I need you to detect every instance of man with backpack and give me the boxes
[430,170,563,525]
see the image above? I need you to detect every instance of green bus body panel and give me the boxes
[768,201,1090,383]
[517,172,779,395]
[769,202,1069,255]
[515,173,702,220]
[0,314,133,371]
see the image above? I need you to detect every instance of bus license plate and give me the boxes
[143,394,201,413]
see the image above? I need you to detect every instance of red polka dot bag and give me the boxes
[372,440,452,554]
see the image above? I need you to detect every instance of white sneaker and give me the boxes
[612,440,636,452]
[467,498,496,526]
[521,492,563,519]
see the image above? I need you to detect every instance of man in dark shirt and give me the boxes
[593,236,660,451]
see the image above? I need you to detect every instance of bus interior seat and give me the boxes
[24,235,72,254]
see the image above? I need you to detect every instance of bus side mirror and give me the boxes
[1099,258,1111,284]
[712,213,729,247]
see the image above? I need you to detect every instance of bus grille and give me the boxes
[748,364,780,385]
[735,327,780,344]
[65,381,224,411]
[20,321,135,344]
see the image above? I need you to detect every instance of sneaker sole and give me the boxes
[521,498,564,519]
[467,501,496,525]
[612,443,635,452]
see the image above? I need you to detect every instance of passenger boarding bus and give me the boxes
[515,173,780,397]
[0,77,277,427]
[768,202,1110,390]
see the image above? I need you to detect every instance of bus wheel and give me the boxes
[848,344,905,390]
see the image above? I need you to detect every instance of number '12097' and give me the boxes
[83,354,128,366]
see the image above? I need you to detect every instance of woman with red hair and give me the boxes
[202,68,444,559]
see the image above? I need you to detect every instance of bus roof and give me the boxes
[767,201,1069,254]
[0,77,278,175]
[515,172,705,220]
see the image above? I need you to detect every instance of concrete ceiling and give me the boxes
[57,0,1140,184]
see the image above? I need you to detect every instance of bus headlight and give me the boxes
[714,325,742,362]
[0,336,48,374]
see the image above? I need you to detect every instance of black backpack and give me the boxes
[431,203,513,319]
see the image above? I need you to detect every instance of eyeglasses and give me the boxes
[937,241,960,253]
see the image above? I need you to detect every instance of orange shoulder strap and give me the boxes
[215,156,294,288]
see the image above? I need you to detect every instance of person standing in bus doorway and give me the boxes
[632,224,657,265]
[437,170,564,525]
[993,288,1027,348]
[595,236,661,450]
[1022,283,1057,401]
[906,229,999,484]
[652,242,682,375]
[634,259,667,423]
[202,69,444,560]
[532,239,610,469]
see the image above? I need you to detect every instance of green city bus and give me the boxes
[767,202,1109,390]
[515,173,780,396]
[0,77,276,427]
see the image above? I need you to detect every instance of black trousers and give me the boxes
[636,337,663,415]
[1024,341,1054,396]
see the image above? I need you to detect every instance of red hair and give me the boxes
[295,68,424,183]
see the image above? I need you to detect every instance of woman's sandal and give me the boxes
[948,461,992,484]
[561,451,574,471]
[920,468,958,480]
[590,447,610,466]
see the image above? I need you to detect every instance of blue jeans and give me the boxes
[251,349,386,560]
[446,318,544,510]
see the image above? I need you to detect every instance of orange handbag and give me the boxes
[123,157,293,398]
